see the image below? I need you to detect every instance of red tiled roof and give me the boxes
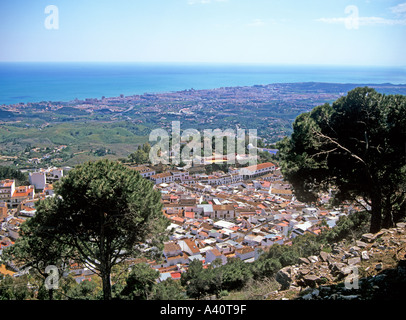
[184,211,195,219]
[243,162,275,172]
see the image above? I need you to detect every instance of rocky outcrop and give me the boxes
[273,222,406,300]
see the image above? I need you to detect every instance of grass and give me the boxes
[221,278,280,300]
[0,121,150,166]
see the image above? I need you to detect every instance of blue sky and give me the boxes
[1,0,405,66]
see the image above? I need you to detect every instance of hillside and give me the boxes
[2,82,406,168]
[227,222,406,301]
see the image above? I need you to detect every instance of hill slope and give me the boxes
[261,222,406,300]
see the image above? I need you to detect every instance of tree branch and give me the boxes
[312,129,367,166]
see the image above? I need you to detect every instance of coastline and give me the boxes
[1,63,405,106]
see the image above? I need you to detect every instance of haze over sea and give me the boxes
[1,63,405,106]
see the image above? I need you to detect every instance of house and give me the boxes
[151,172,174,185]
[0,180,15,203]
[205,248,227,266]
[170,272,182,280]
[274,221,289,237]
[129,165,156,179]
[243,234,264,246]
[302,207,318,217]
[166,253,188,266]
[10,185,35,208]
[170,170,189,181]
[29,167,64,190]
[178,238,200,256]
[184,211,195,219]
[197,204,214,218]
[43,183,54,196]
[212,205,236,219]
[261,234,284,246]
[188,254,205,264]
[238,162,276,179]
[235,246,255,262]
[163,241,182,258]
[5,217,25,240]
[0,202,7,222]
[291,221,313,238]
[215,242,234,255]
[19,206,36,218]
[269,187,293,200]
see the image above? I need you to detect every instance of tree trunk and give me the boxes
[382,197,395,229]
[101,269,112,300]
[370,193,382,233]
[48,288,53,301]
[100,212,112,300]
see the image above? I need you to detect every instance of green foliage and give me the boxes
[318,210,370,244]
[277,87,406,232]
[3,159,169,300]
[0,274,33,300]
[151,278,186,300]
[120,263,159,300]
[180,210,370,299]
[65,279,102,300]
[180,259,215,299]
[128,143,151,164]
[0,166,28,185]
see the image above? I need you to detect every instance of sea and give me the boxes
[0,62,405,105]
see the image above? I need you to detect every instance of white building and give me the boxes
[238,162,276,179]
[130,165,156,179]
[205,248,227,266]
[29,167,64,190]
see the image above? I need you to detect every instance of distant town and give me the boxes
[1,82,406,169]
[1,81,398,283]
[0,155,363,283]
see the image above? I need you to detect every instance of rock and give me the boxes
[330,262,346,272]
[356,240,368,248]
[374,230,387,239]
[298,257,311,265]
[275,267,292,291]
[340,266,355,276]
[362,233,375,243]
[361,251,370,260]
[347,257,361,265]
[302,293,313,300]
[351,251,360,257]
[331,262,354,279]
[308,256,319,263]
[299,268,311,276]
[375,263,383,271]
[340,295,359,300]
[320,286,331,293]
[312,289,320,297]
[303,275,320,287]
[329,293,338,300]
[349,246,361,253]
[341,252,351,261]
[374,274,387,282]
[396,222,406,228]
[319,251,330,262]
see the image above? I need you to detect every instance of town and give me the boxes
[0,156,362,284]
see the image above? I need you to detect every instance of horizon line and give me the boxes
[0,61,405,69]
